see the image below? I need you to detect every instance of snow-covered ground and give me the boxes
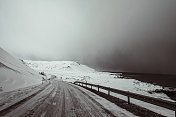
[1,47,174,116]
[24,60,173,101]
[71,83,137,117]
[0,48,42,93]
[24,60,176,117]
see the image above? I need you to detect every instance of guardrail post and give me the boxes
[91,85,92,89]
[108,90,110,96]
[86,82,87,87]
[128,96,130,104]
[175,102,176,117]
[82,83,83,86]
[98,85,99,92]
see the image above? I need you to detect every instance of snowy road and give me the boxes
[1,80,128,117]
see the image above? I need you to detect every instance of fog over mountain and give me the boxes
[0,0,176,74]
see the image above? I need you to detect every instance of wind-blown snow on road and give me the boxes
[0,80,135,117]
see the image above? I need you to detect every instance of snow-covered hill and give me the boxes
[24,60,175,116]
[0,48,42,92]
[25,60,95,73]
[24,60,172,100]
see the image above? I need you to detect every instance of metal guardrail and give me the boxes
[74,81,176,116]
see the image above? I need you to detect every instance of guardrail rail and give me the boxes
[74,81,176,117]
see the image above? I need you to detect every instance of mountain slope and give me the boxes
[0,48,41,92]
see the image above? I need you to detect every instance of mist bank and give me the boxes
[1,0,176,75]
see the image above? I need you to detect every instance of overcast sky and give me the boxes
[0,0,176,74]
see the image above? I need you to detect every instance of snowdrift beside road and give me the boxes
[0,48,42,92]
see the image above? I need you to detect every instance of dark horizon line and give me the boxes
[101,70,176,76]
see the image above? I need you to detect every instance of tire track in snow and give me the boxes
[2,80,125,117]
[0,82,50,116]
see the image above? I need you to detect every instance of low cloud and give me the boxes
[0,0,176,74]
